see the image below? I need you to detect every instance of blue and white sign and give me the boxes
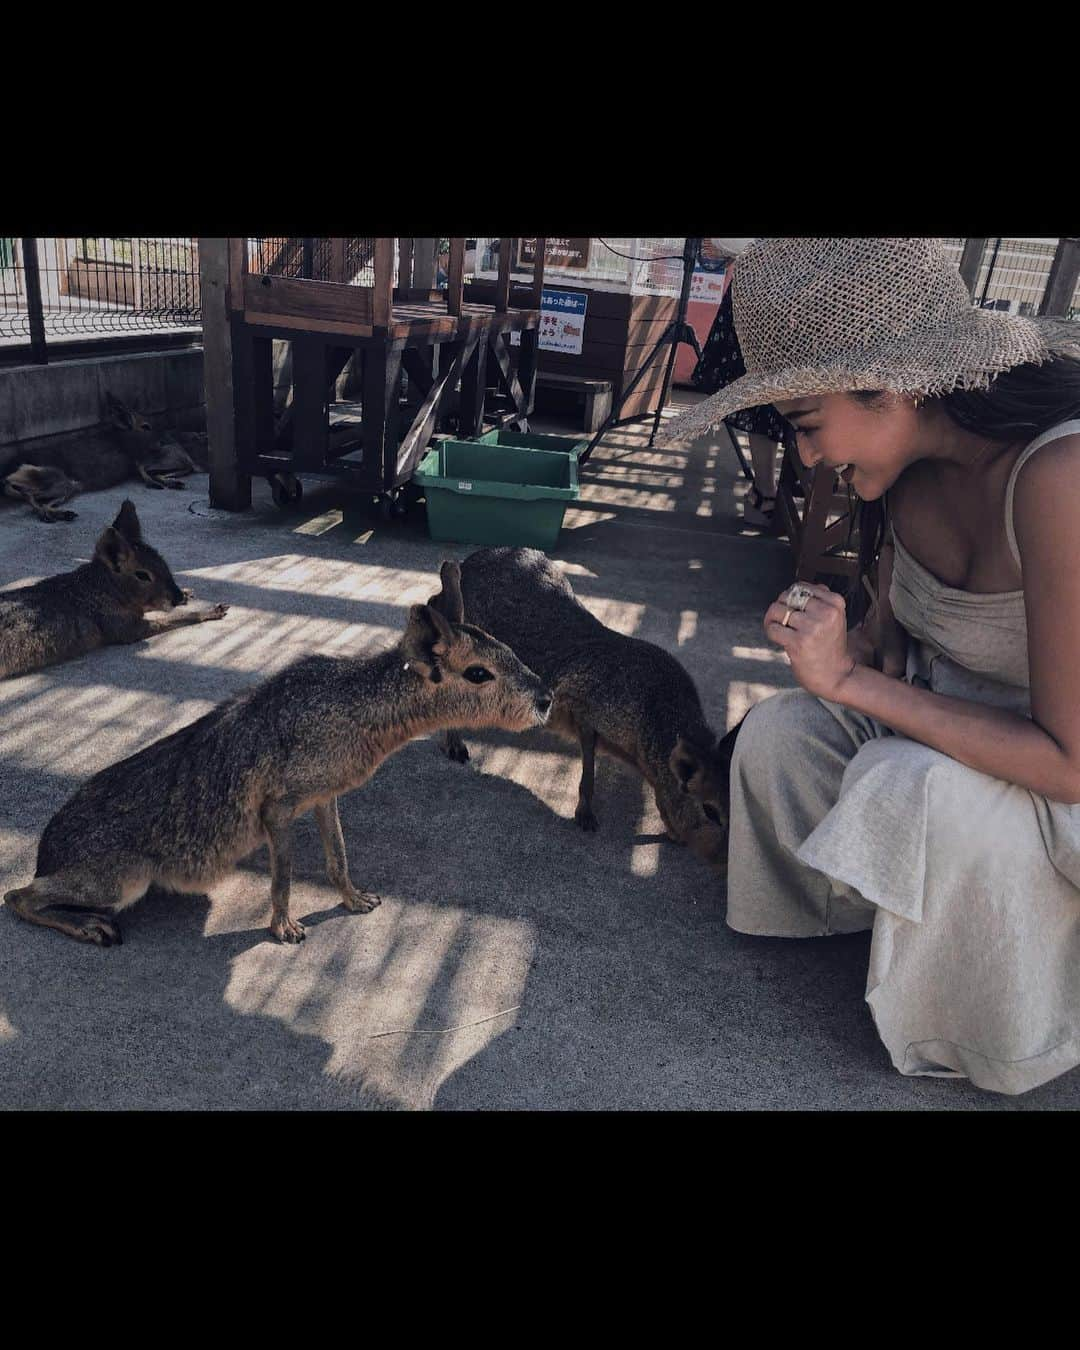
[538,287,588,355]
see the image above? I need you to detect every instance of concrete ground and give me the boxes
[1,389,1077,1111]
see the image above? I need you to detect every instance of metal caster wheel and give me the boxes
[270,474,303,508]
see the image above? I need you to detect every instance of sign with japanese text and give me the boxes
[690,262,727,304]
[537,287,588,354]
[517,238,591,270]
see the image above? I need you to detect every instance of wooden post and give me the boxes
[458,336,488,438]
[330,237,346,284]
[413,238,437,292]
[495,237,516,313]
[447,237,465,316]
[958,238,987,297]
[1039,238,1080,317]
[199,238,252,511]
[530,237,546,307]
[373,238,394,328]
[362,344,404,490]
[226,238,247,312]
[290,336,331,471]
[397,237,414,291]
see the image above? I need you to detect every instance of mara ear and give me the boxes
[112,499,143,543]
[669,737,705,794]
[94,525,136,574]
[104,393,133,429]
[401,604,454,682]
[434,559,465,624]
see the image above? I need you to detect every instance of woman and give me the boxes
[663,237,1080,1096]
[691,247,794,528]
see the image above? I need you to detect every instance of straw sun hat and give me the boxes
[661,237,1080,444]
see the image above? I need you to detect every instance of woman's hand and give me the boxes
[847,621,877,669]
[848,614,908,676]
[765,583,857,702]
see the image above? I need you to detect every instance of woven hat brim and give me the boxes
[659,309,1080,445]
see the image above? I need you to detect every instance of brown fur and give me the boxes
[3,562,552,947]
[0,395,206,523]
[434,547,733,872]
[0,500,227,680]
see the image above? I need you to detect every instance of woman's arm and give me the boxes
[765,437,1080,803]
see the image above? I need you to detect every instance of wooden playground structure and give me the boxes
[199,237,546,515]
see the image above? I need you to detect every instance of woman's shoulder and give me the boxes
[1011,429,1080,571]
[1011,427,1080,506]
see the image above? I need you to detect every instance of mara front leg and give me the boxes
[574,723,600,832]
[120,605,230,643]
[313,797,380,915]
[260,799,305,943]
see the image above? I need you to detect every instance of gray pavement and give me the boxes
[1,389,1076,1110]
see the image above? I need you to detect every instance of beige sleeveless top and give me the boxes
[889,418,1080,706]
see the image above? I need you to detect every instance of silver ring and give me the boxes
[783,583,813,613]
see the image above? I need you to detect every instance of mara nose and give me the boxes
[172,586,188,606]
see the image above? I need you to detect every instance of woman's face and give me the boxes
[774,392,923,501]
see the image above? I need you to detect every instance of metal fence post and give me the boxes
[978,238,1002,308]
[958,238,987,297]
[21,237,48,363]
[1039,238,1080,318]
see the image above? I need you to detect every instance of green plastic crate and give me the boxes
[413,429,585,550]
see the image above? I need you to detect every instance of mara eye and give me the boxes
[703,803,723,825]
[463,666,495,685]
[135,569,152,582]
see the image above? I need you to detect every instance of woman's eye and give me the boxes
[464,666,494,684]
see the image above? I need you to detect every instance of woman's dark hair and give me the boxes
[845,353,1080,623]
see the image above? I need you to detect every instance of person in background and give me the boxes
[692,239,793,528]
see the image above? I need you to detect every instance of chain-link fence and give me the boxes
[0,238,202,354]
[472,237,688,296]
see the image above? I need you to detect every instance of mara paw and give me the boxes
[270,914,306,944]
[203,603,229,621]
[78,915,123,947]
[574,806,600,833]
[342,888,381,914]
[441,736,470,764]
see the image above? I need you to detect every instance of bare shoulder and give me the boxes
[1012,432,1080,577]
[1012,432,1080,530]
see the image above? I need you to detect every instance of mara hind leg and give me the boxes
[314,798,380,914]
[4,870,126,946]
[134,461,169,490]
[3,468,78,523]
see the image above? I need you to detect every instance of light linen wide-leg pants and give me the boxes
[727,688,1080,1096]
